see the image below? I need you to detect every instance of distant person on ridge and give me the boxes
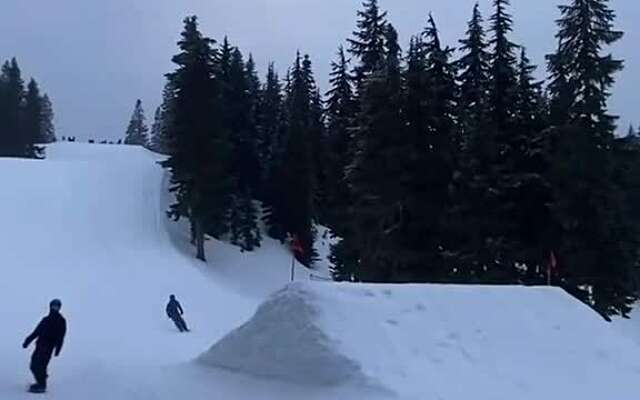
[166,294,190,332]
[22,299,67,393]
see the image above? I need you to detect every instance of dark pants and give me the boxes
[30,346,53,387]
[171,315,189,332]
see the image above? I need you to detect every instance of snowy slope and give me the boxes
[203,282,640,400]
[0,143,347,400]
[1,142,639,400]
[614,305,640,346]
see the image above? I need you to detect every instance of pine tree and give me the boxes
[360,15,459,282]
[150,82,175,154]
[488,0,519,129]
[245,53,264,191]
[422,15,457,154]
[161,16,233,261]
[40,94,56,143]
[23,79,45,158]
[546,0,635,318]
[256,64,283,165]
[266,52,317,265]
[324,46,356,234]
[124,99,149,147]
[303,55,329,226]
[0,59,44,158]
[449,5,495,279]
[456,3,490,151]
[613,133,640,298]
[0,59,26,157]
[245,54,262,136]
[335,24,406,281]
[257,63,285,196]
[218,41,261,251]
[348,0,388,84]
[453,0,523,282]
[0,59,23,157]
[410,15,458,280]
[259,64,289,241]
[150,106,163,152]
[503,48,554,282]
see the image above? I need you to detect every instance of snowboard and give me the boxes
[27,385,46,394]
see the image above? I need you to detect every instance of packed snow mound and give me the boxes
[199,283,370,387]
[201,282,640,399]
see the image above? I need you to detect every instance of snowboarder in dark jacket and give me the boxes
[166,295,189,332]
[23,299,67,393]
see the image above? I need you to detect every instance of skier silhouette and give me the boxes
[23,299,67,393]
[166,295,190,332]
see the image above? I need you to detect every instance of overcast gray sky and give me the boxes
[0,0,637,140]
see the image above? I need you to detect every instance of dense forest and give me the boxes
[0,58,56,157]
[149,0,638,320]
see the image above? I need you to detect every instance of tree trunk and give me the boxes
[194,219,206,262]
[190,220,196,245]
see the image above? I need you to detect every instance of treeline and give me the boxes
[155,17,322,264]
[156,0,638,319]
[0,58,56,158]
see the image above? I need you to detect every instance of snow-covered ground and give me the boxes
[0,142,639,399]
[614,305,640,346]
[0,143,343,399]
[203,282,640,399]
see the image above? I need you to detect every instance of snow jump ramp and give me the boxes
[201,282,640,399]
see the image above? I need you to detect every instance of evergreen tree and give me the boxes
[124,99,149,147]
[0,59,23,157]
[23,79,45,157]
[266,52,317,265]
[334,24,405,281]
[150,82,175,154]
[324,46,357,234]
[245,55,262,136]
[348,0,388,84]
[456,3,490,151]
[502,48,555,282]
[422,15,457,155]
[161,16,233,261]
[0,58,43,158]
[259,64,289,241]
[360,15,459,282]
[412,15,458,280]
[546,0,635,318]
[232,48,260,251]
[257,63,285,194]
[256,64,283,163]
[612,134,640,297]
[40,94,56,143]
[514,49,544,129]
[303,55,329,226]
[0,59,28,157]
[450,5,494,279]
[488,0,519,129]
[150,106,163,151]
[218,41,261,251]
[451,0,524,282]
[404,35,427,152]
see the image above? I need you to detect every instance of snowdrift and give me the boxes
[201,282,640,399]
